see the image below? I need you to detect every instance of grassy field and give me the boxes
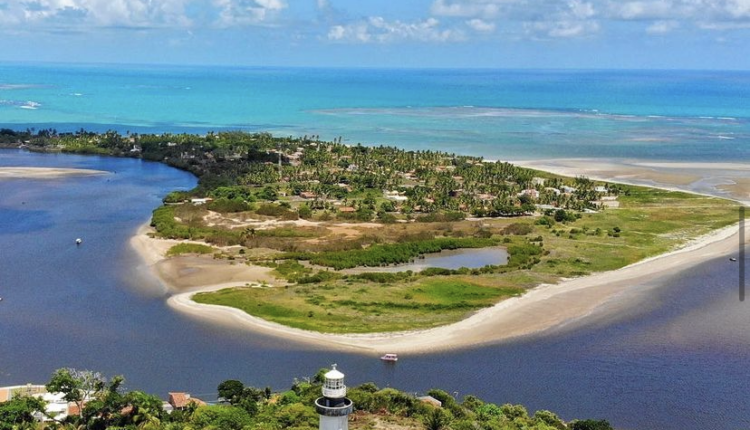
[190,183,740,333]
[193,277,524,333]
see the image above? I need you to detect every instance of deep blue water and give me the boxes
[0,149,748,430]
[1,65,749,161]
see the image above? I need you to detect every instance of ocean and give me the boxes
[1,64,749,161]
[1,64,750,429]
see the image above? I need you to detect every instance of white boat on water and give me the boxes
[380,353,398,362]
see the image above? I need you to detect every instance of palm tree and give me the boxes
[423,408,451,430]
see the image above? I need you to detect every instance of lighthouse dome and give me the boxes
[325,367,344,380]
[322,364,347,398]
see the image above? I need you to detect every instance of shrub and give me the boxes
[503,223,533,235]
[166,243,215,256]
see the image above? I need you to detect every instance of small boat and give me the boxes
[730,257,737,262]
[75,238,82,245]
[380,353,398,362]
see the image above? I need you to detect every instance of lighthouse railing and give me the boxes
[322,386,346,398]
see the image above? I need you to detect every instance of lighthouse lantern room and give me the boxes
[315,364,354,430]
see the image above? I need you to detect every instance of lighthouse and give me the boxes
[315,364,354,430]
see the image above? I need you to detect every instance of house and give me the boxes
[518,189,540,199]
[561,185,577,194]
[532,177,546,186]
[0,384,87,423]
[417,395,442,408]
[190,198,213,205]
[595,186,608,193]
[168,392,206,410]
[338,206,356,213]
[299,192,318,199]
[0,384,46,403]
[384,191,408,202]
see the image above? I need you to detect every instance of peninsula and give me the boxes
[2,128,742,351]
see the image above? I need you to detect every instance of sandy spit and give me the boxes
[131,219,747,355]
[0,167,109,179]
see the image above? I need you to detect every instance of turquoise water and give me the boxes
[2,65,749,161]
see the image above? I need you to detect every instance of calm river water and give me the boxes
[0,149,748,429]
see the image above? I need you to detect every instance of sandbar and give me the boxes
[0,167,109,180]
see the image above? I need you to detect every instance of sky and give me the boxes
[0,0,748,69]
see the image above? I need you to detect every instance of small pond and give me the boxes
[344,246,508,274]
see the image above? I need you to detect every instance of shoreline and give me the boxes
[511,158,750,205]
[131,216,747,354]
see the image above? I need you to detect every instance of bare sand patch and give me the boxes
[129,223,277,293]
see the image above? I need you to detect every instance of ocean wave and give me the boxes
[0,84,46,90]
[19,102,40,110]
[310,106,749,124]
[0,99,41,109]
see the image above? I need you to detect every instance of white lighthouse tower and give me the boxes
[315,364,354,430]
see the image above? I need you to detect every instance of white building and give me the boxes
[0,384,82,423]
[314,365,353,430]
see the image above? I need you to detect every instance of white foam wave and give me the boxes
[19,101,41,110]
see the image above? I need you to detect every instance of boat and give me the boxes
[730,257,737,262]
[75,238,82,245]
[380,353,398,362]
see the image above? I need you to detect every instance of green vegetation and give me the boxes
[0,366,614,430]
[194,278,523,333]
[166,243,216,257]
[282,237,498,270]
[2,129,740,334]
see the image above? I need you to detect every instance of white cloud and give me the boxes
[0,0,192,28]
[327,16,465,43]
[523,0,599,38]
[646,19,679,33]
[725,0,750,18]
[604,0,750,32]
[609,1,675,20]
[466,18,495,32]
[431,0,502,18]
[213,0,287,27]
[0,0,292,29]
[526,19,600,38]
